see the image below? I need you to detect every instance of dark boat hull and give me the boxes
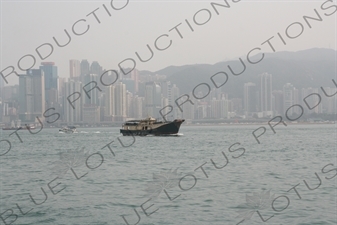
[120,120,184,136]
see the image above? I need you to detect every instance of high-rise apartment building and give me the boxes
[283,83,294,115]
[131,69,139,93]
[122,79,135,94]
[145,82,162,119]
[104,85,115,121]
[259,73,273,116]
[272,90,283,115]
[132,95,144,119]
[301,87,322,114]
[19,69,45,122]
[114,82,127,121]
[321,87,337,114]
[0,76,4,99]
[63,80,83,123]
[90,61,102,76]
[211,97,229,119]
[83,104,100,124]
[80,59,90,82]
[195,102,208,119]
[69,60,81,80]
[160,81,183,119]
[83,74,100,106]
[244,82,258,116]
[182,96,195,120]
[230,98,243,114]
[126,91,133,118]
[170,84,181,119]
[40,62,58,109]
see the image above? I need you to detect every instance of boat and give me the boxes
[59,126,77,133]
[120,117,185,136]
[2,120,36,130]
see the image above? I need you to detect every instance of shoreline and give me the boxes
[1,121,335,130]
[183,122,336,126]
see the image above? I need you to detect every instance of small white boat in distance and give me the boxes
[59,126,77,134]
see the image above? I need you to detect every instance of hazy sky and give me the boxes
[1,0,336,85]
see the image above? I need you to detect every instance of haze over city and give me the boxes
[1,0,336,85]
[0,0,336,126]
[0,1,337,225]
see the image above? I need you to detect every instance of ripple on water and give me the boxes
[0,126,336,225]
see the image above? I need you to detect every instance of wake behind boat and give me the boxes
[120,117,184,136]
[59,126,77,134]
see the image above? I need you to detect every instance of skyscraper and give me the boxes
[19,69,45,122]
[0,76,4,99]
[90,61,102,75]
[131,69,139,93]
[80,59,90,82]
[170,84,181,119]
[69,60,81,80]
[272,90,283,115]
[145,82,162,119]
[161,81,171,101]
[244,82,258,116]
[104,85,115,120]
[122,79,135,94]
[0,101,4,123]
[126,91,133,118]
[211,97,229,119]
[161,81,183,119]
[132,95,144,119]
[40,62,58,109]
[83,74,101,105]
[283,83,294,115]
[301,87,322,114]
[114,82,127,121]
[182,96,194,120]
[321,87,337,114]
[259,73,273,116]
[63,80,82,123]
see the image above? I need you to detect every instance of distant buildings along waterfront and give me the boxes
[0,62,336,126]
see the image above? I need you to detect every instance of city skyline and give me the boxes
[0,2,336,225]
[0,58,336,126]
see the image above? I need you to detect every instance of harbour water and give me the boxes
[0,124,336,225]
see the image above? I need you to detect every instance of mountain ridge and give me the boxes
[139,48,336,98]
